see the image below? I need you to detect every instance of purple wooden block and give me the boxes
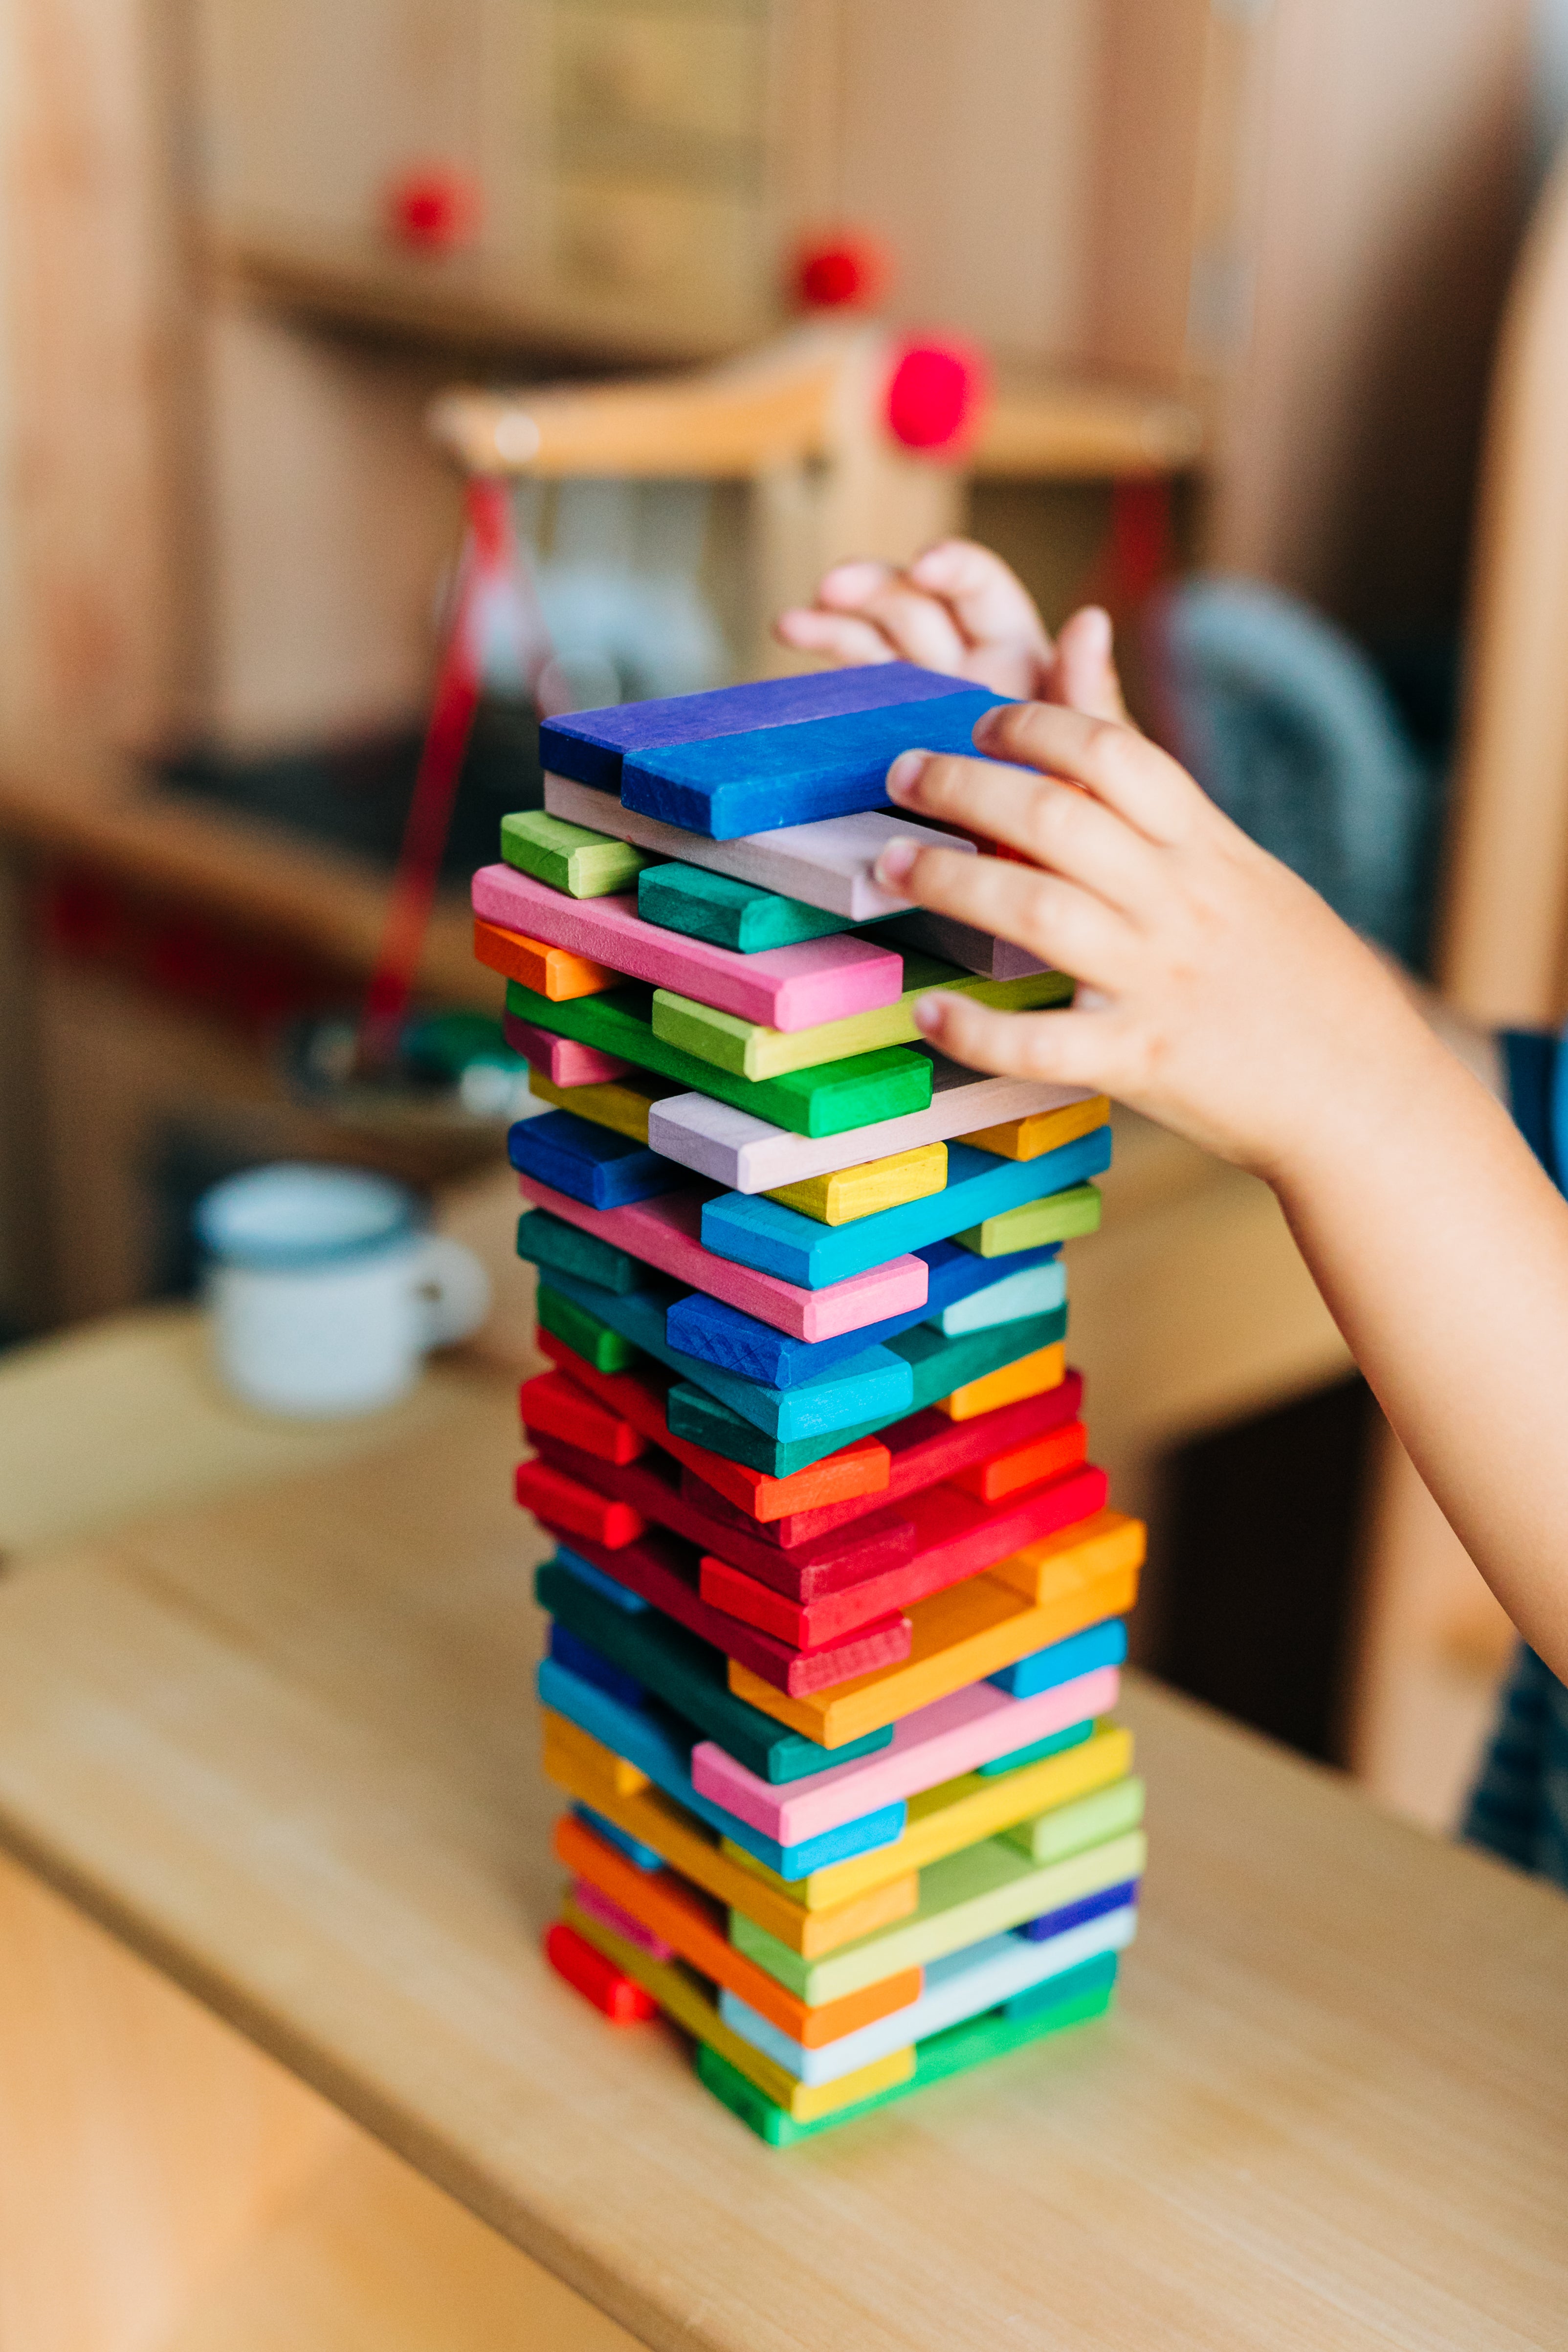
[540,662,971,792]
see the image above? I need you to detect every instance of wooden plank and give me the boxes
[501,810,652,901]
[507,1110,680,1212]
[957,1183,1104,1257]
[472,916,618,1002]
[638,863,861,953]
[766,1142,948,1227]
[652,960,1070,1081]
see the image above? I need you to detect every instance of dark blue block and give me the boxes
[987,1616,1128,1699]
[507,1109,679,1211]
[549,1621,648,1710]
[700,1130,1112,1289]
[664,1237,1061,1388]
[621,688,1011,841]
[571,1804,663,1872]
[539,661,970,793]
[1013,1883,1139,1945]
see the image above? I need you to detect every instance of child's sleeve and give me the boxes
[1500,1029,1566,1189]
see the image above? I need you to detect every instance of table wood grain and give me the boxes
[0,1388,1562,2352]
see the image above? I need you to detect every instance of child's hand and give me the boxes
[775,539,1127,720]
[872,698,1424,1184]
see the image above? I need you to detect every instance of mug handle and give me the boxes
[412,1234,491,1348]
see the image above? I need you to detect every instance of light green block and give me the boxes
[1001,1775,1146,1865]
[957,1181,1103,1258]
[501,808,653,899]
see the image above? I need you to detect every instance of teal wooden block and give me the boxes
[638,862,862,951]
[515,1208,650,1296]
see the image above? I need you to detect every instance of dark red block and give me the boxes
[545,1921,657,2023]
[699,1460,1110,1646]
[520,1370,646,1467]
[516,1458,646,1550]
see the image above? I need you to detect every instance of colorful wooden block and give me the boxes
[516,1208,651,1297]
[663,1239,1061,1388]
[1012,1881,1139,1947]
[535,1287,639,1373]
[568,1878,676,1961]
[516,1459,646,1549]
[976,1725,1095,1777]
[962,1094,1112,1162]
[651,956,1071,1081]
[505,982,933,1138]
[931,1258,1066,1337]
[472,914,619,1000]
[937,1342,1069,1421]
[564,1900,916,2122]
[541,660,969,792]
[501,807,652,898]
[533,1265,913,1444]
[766,1143,948,1227]
[544,1920,658,2021]
[693,1689,1132,1852]
[541,1719,922,1959]
[522,1370,649,1464]
[549,1622,648,1711]
[988,1509,1147,1606]
[957,1182,1103,1257]
[534,1556,893,1782]
[986,1617,1127,1698]
[698,1461,1109,1644]
[477,862,905,1032]
[620,688,1005,840]
[663,1385,886,1481]
[524,1068,677,1144]
[515,1169,928,1342]
[694,1953,1118,2144]
[506,1108,680,1211]
[639,862,862,952]
[882,906,1047,981]
[547,771,978,921]
[503,1014,632,1088]
[721,1903,1136,2086]
[1001,1775,1146,1865]
[547,1709,651,1796]
[729,1553,1141,1748]
[647,1049,1098,1193]
[699,1132,1111,1288]
[948,1415,1086,1503]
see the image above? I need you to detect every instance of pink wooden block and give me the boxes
[507,1015,632,1087]
[569,1879,676,1961]
[689,1664,1121,1845]
[471,863,904,1032]
[513,1172,929,1342]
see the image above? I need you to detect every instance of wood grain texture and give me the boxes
[0,1385,1563,2351]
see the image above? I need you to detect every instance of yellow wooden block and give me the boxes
[723,1721,1136,1910]
[765,1143,949,1227]
[990,1509,1148,1605]
[936,1341,1065,1421]
[542,1710,649,1798]
[529,1069,665,1145]
[651,965,1072,1082]
[563,1898,916,2120]
[541,1717,921,1955]
[729,1552,1141,1748]
[960,1095,1111,1161]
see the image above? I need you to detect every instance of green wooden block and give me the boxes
[637,861,863,951]
[694,1954,1119,2144]
[956,1182,1104,1258]
[505,980,934,1139]
[652,956,1074,1082]
[500,808,653,899]
[536,1284,640,1373]
[515,1208,650,1296]
[1002,1775,1147,1865]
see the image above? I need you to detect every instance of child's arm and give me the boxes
[872,699,1568,1685]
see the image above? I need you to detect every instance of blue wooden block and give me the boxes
[571,1805,664,1872]
[552,1546,650,1614]
[538,1264,914,1441]
[986,1617,1128,1700]
[540,661,970,793]
[507,1108,679,1211]
[699,1131,1113,1290]
[621,688,1011,841]
[549,1621,647,1709]
[538,1658,907,1880]
[1011,1882,1140,1951]
[663,1238,1063,1388]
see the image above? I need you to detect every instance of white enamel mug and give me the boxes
[196,1163,490,1418]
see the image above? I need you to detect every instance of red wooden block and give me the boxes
[535,1329,891,1521]
[949,1419,1088,1505]
[532,1512,912,1694]
[515,1458,645,1550]
[698,1460,1110,1646]
[522,1424,917,1591]
[545,1920,657,2023]
[520,1371,646,1467]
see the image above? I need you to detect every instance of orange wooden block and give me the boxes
[936,1341,1066,1422]
[988,1508,1148,1604]
[555,1813,924,2047]
[960,1094,1112,1161]
[473,913,618,1002]
[520,1369,647,1467]
[949,1417,1087,1504]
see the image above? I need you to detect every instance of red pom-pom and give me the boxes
[793,233,892,312]
[885,339,990,454]
[384,166,482,253]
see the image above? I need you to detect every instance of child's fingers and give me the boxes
[973,702,1205,844]
[1047,607,1129,725]
[886,749,1161,922]
[817,558,897,610]
[910,994,1114,1091]
[840,582,972,674]
[906,540,1054,660]
[873,840,1136,994]
[773,607,899,666]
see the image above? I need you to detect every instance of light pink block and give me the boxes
[506,1016,632,1088]
[691,1665,1121,1845]
[472,863,903,1032]
[514,1173,928,1341]
[569,1879,676,1962]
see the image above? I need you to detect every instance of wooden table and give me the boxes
[0,1324,1562,2352]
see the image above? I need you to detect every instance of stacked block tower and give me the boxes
[475,662,1147,2145]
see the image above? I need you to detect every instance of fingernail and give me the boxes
[873,839,918,890]
[972,704,1007,746]
[911,995,946,1036]
[885,750,928,803]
